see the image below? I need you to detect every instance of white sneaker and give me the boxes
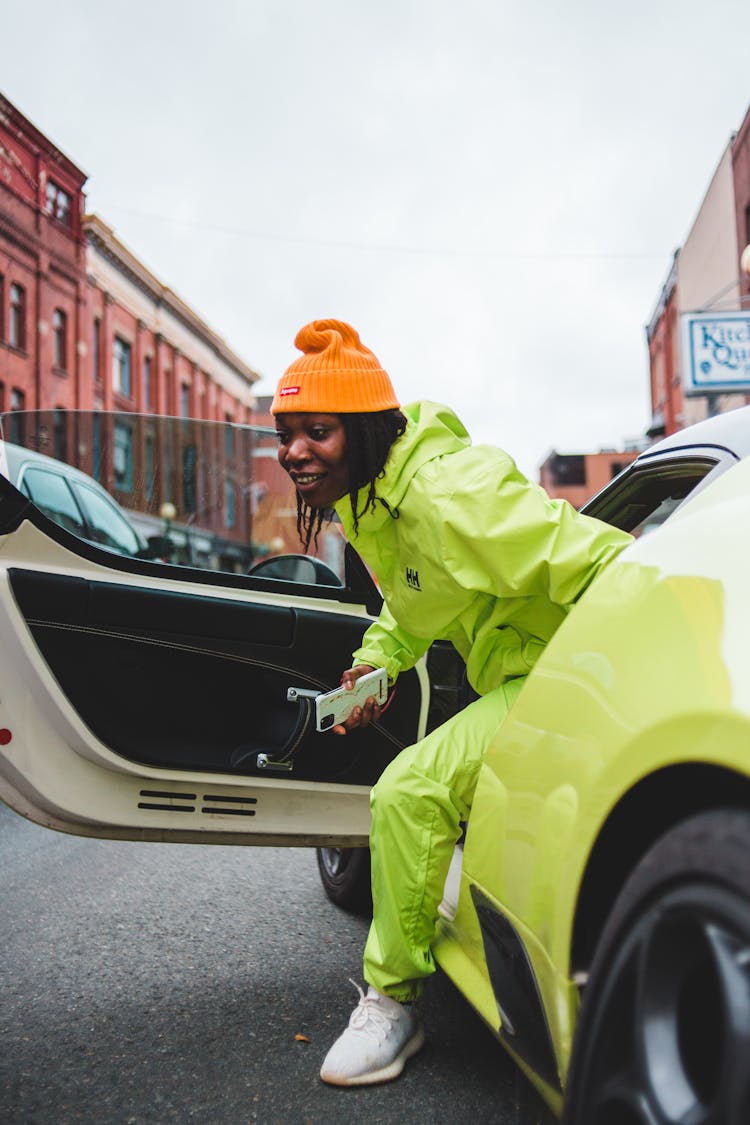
[320,982,425,1087]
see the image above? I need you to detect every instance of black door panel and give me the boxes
[88,580,296,646]
[9,569,422,785]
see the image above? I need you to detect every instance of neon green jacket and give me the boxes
[334,401,633,696]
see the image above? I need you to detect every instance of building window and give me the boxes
[9,284,26,351]
[548,453,586,487]
[224,477,236,529]
[93,318,101,383]
[113,336,132,398]
[144,356,152,408]
[163,429,172,503]
[163,369,171,411]
[198,462,208,522]
[53,309,67,370]
[9,388,25,444]
[181,384,190,418]
[92,412,102,481]
[46,179,72,227]
[224,413,234,457]
[113,422,134,492]
[53,408,67,462]
[145,434,155,502]
[183,445,197,514]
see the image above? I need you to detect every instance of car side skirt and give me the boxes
[470,885,561,1091]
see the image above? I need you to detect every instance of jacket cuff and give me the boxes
[351,648,402,684]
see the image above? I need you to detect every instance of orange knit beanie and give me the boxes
[271,319,400,414]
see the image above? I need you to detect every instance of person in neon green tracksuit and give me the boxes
[272,319,633,1088]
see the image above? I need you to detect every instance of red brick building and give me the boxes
[84,215,261,567]
[0,94,259,425]
[645,254,680,438]
[646,103,750,438]
[0,94,263,569]
[539,447,640,509]
[84,214,258,425]
[733,106,750,310]
[0,94,88,427]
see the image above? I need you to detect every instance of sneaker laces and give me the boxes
[346,979,403,1046]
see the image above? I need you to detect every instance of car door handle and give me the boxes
[230,686,317,773]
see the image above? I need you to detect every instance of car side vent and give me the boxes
[137,789,258,816]
[202,794,257,816]
[138,789,196,812]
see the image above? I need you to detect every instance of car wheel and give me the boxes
[316,846,372,915]
[564,809,750,1125]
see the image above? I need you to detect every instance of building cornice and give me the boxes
[646,251,679,342]
[0,93,87,186]
[84,213,260,385]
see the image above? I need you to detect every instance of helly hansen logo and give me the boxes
[405,567,421,590]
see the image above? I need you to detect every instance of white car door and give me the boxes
[0,411,429,848]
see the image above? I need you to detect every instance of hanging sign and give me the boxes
[681,311,750,395]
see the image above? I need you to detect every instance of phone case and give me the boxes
[315,668,388,731]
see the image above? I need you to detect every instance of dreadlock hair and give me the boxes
[296,408,407,552]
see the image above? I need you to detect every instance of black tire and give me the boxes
[563,808,750,1125]
[316,846,372,915]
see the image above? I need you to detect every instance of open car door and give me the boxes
[0,411,428,846]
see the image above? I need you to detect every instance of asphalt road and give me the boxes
[0,802,555,1124]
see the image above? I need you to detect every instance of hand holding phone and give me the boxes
[315,667,388,732]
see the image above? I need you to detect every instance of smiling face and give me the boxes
[275,413,350,509]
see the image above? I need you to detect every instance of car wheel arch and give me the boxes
[563,807,750,1123]
[569,762,750,978]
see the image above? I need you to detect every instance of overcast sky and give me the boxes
[3,0,750,477]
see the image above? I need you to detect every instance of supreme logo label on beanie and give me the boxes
[271,319,400,415]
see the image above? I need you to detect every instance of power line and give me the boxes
[103,204,666,262]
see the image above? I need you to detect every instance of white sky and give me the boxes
[3,0,750,477]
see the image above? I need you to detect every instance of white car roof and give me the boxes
[2,442,105,489]
[642,405,750,461]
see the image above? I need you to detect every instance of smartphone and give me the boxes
[315,667,388,732]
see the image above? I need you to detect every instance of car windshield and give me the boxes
[0,409,344,579]
[19,466,88,538]
[72,480,143,556]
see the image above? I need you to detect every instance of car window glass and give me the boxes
[73,482,143,556]
[20,467,87,537]
[632,493,689,536]
[583,460,717,537]
[0,410,348,587]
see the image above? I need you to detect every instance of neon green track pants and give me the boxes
[363,676,526,1002]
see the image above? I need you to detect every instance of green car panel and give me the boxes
[434,452,750,1113]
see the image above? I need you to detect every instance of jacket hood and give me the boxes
[335,401,472,534]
